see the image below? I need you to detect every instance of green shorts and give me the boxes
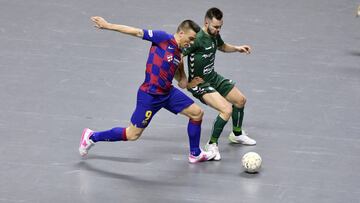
[187,73,235,104]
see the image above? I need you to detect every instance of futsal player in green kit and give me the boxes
[182,7,256,161]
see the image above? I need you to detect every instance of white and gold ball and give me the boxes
[242,152,262,173]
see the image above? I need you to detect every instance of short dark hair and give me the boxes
[177,20,200,33]
[205,7,223,20]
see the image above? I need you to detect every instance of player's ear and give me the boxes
[178,30,185,38]
[204,18,209,26]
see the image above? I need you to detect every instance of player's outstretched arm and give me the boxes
[91,16,144,38]
[219,43,251,54]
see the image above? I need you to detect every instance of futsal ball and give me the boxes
[242,152,262,173]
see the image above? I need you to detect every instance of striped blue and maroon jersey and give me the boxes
[140,29,181,95]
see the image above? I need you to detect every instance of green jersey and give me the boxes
[183,29,224,81]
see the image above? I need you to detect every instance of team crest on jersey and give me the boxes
[167,55,173,62]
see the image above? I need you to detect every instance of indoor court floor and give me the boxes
[1,0,360,202]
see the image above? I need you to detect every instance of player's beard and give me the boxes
[207,27,218,37]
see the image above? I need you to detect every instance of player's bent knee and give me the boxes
[126,132,141,141]
[190,105,204,121]
[196,108,204,119]
[235,96,247,108]
[126,127,143,141]
[241,96,247,105]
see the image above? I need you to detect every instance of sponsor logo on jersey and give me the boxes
[203,62,214,75]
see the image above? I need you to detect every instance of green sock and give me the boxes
[209,115,228,144]
[232,106,244,136]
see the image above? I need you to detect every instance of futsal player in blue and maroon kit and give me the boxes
[79,16,216,163]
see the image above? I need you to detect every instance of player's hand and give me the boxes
[237,45,251,54]
[91,16,109,29]
[187,77,204,89]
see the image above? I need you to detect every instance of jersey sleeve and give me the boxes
[217,35,225,47]
[143,29,171,44]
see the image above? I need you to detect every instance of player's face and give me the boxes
[180,30,196,48]
[205,17,223,36]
